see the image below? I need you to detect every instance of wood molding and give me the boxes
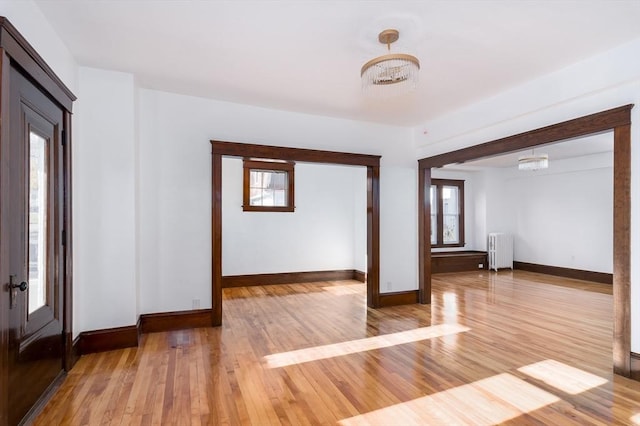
[513,261,612,284]
[211,140,381,167]
[78,326,138,355]
[353,270,366,283]
[0,17,76,110]
[222,270,364,288]
[211,141,381,319]
[139,309,214,334]
[631,352,640,381]
[432,251,487,274]
[418,105,632,169]
[378,290,419,307]
[417,104,633,377]
[19,370,66,426]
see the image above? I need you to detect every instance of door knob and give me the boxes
[8,275,27,309]
[11,280,28,291]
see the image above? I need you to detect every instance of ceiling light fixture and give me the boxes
[361,29,420,96]
[518,149,549,171]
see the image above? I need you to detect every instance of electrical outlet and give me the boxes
[192,299,200,309]
[478,263,484,269]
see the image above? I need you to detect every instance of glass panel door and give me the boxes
[28,131,48,314]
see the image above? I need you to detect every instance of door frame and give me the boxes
[417,104,633,377]
[210,140,381,326]
[0,17,76,425]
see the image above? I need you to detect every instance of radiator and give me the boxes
[488,233,513,271]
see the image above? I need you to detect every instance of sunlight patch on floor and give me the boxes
[518,359,607,395]
[338,373,560,425]
[322,284,364,296]
[630,413,640,425]
[264,323,470,368]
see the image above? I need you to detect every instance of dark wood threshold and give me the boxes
[632,352,640,381]
[378,290,419,307]
[78,325,139,355]
[139,309,213,334]
[513,261,613,284]
[222,269,365,288]
[19,370,66,425]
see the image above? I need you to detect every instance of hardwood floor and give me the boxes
[35,271,640,425]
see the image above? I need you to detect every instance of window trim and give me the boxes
[242,159,295,212]
[430,178,465,248]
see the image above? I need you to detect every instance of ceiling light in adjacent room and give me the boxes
[361,29,420,97]
[518,150,549,171]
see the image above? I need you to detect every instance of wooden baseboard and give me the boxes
[632,352,640,381]
[378,290,419,307]
[139,309,213,333]
[513,261,613,284]
[353,270,366,283]
[222,269,364,288]
[78,325,139,355]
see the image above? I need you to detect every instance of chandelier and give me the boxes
[361,29,420,96]
[518,150,549,171]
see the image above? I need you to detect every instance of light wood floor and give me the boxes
[35,270,640,425]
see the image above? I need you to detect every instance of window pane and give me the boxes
[249,169,288,207]
[443,214,459,244]
[431,215,437,244]
[442,186,459,214]
[29,131,47,314]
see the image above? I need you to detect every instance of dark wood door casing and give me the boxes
[417,104,633,377]
[0,17,75,426]
[210,141,381,326]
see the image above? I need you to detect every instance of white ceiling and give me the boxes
[35,1,640,127]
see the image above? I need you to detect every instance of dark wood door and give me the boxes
[6,65,66,425]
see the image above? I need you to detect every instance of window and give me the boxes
[430,179,464,247]
[243,159,295,212]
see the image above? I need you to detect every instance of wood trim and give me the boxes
[139,309,213,334]
[211,141,381,321]
[418,168,431,304]
[78,326,138,355]
[222,270,363,288]
[353,270,366,283]
[417,104,634,377]
[631,352,640,381]
[378,290,419,307]
[212,152,222,327]
[63,112,74,372]
[513,261,612,284]
[418,105,633,169]
[367,165,380,308]
[613,123,632,376]
[0,48,9,426]
[211,140,381,167]
[430,179,465,248]
[242,159,295,212]
[0,17,76,110]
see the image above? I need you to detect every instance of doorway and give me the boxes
[210,141,381,325]
[417,105,633,377]
[0,19,75,425]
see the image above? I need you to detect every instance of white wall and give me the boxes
[74,67,137,332]
[509,153,612,273]
[414,37,640,352]
[222,158,366,275]
[0,0,78,93]
[138,89,417,314]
